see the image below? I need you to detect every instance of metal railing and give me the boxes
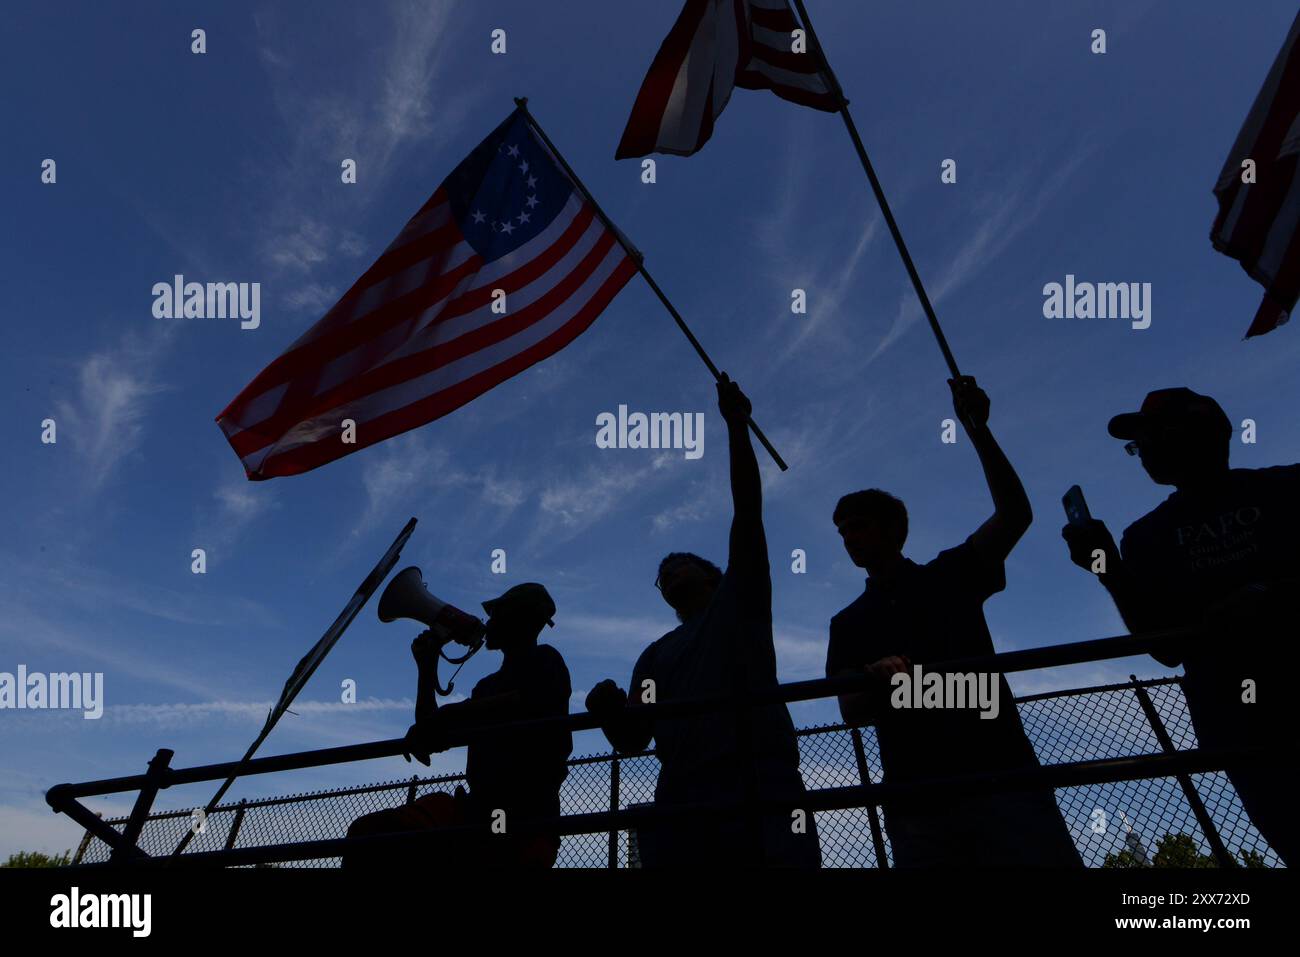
[51,629,1285,869]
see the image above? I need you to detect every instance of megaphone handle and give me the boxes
[437,655,475,698]
[440,645,478,665]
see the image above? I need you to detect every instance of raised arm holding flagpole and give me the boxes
[617,0,963,379]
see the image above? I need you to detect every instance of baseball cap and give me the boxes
[482,583,556,627]
[1107,388,1232,441]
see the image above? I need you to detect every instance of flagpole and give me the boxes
[168,517,418,858]
[515,98,789,472]
[791,0,962,380]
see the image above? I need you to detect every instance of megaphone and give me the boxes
[378,566,486,649]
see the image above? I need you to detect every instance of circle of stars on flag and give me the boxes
[469,141,542,236]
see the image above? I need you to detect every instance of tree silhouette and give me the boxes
[2,849,72,868]
[1103,831,1269,868]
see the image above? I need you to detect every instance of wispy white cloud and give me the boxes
[371,1,470,172]
[26,551,280,632]
[481,473,527,509]
[213,476,270,526]
[651,496,710,533]
[53,332,171,490]
[254,0,478,313]
[265,218,333,272]
[256,0,471,182]
[780,216,881,362]
[339,430,529,567]
[558,611,673,658]
[0,600,228,701]
[538,461,644,529]
[343,427,713,574]
[867,148,1095,365]
[262,220,365,315]
[774,620,832,680]
[356,432,454,532]
[283,282,341,313]
[193,466,279,558]
[528,452,692,552]
[99,696,415,730]
[749,131,890,364]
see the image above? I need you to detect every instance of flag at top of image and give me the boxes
[616,0,840,159]
[217,109,638,479]
[1211,9,1300,338]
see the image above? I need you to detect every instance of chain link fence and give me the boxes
[74,676,1283,868]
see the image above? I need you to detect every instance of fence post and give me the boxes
[112,748,173,862]
[70,812,102,865]
[405,775,419,805]
[850,727,889,869]
[607,757,621,869]
[1130,675,1236,868]
[223,799,248,852]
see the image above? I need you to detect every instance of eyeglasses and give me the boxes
[654,562,690,591]
[1123,419,1228,457]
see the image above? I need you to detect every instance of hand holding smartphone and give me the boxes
[1062,484,1092,527]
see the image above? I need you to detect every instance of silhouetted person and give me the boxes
[827,376,1081,868]
[1062,387,1298,865]
[343,583,572,869]
[586,375,821,868]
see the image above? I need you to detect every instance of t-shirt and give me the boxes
[1120,465,1300,619]
[464,643,573,822]
[632,561,802,800]
[630,543,818,866]
[1119,464,1300,730]
[825,540,1042,791]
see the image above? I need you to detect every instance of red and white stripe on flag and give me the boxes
[1211,10,1300,338]
[615,0,840,159]
[217,110,638,479]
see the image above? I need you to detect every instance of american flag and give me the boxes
[1211,10,1300,338]
[217,109,638,479]
[615,0,840,160]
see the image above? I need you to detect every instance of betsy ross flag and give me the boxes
[217,109,638,479]
[1211,10,1300,338]
[616,0,840,159]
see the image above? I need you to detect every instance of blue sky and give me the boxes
[3,0,1299,860]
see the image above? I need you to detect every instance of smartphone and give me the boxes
[1062,485,1092,527]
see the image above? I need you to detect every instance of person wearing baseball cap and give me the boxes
[1062,387,1299,866]
[1105,387,1233,453]
[480,582,556,629]
[346,582,571,870]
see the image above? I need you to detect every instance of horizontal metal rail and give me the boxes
[1015,675,1181,704]
[49,626,1246,865]
[62,745,1272,870]
[64,674,1187,830]
[46,626,1198,806]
